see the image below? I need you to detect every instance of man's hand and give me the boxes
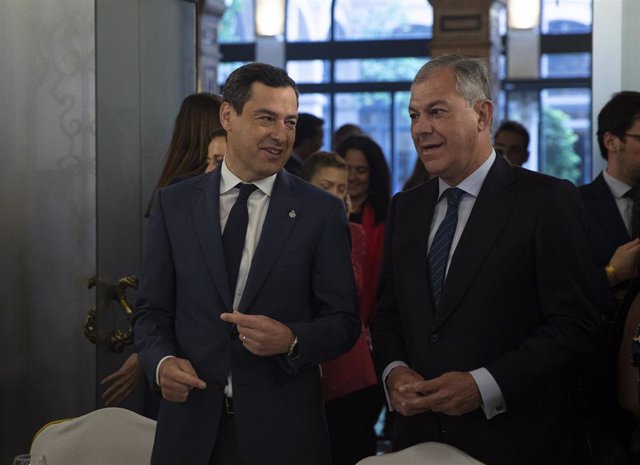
[399,371,482,416]
[220,312,294,356]
[158,357,207,402]
[386,366,427,416]
[100,353,141,406]
[609,238,640,283]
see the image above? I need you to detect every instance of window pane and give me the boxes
[298,93,331,150]
[334,0,433,41]
[217,61,249,87]
[334,92,392,175]
[540,88,591,184]
[503,90,539,171]
[541,0,592,34]
[541,53,590,78]
[334,58,426,83]
[219,0,255,43]
[393,91,417,193]
[287,60,330,84]
[286,0,332,42]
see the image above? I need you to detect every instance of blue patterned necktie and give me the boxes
[428,187,464,305]
[223,183,257,295]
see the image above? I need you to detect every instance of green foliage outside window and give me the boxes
[541,106,582,184]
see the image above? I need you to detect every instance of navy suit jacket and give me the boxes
[133,168,360,465]
[579,173,631,320]
[373,157,603,465]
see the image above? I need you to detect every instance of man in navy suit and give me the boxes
[372,54,602,465]
[133,63,360,465]
[579,91,640,321]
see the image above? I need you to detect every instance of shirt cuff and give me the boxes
[470,367,506,419]
[381,361,408,411]
[156,355,175,386]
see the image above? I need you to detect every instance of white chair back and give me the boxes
[355,441,486,465]
[30,407,156,465]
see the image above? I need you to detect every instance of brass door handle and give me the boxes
[84,275,138,353]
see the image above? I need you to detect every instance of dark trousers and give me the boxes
[208,403,242,465]
[325,384,381,465]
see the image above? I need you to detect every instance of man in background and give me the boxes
[494,120,530,166]
[284,112,324,176]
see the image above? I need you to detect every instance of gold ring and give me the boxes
[241,335,247,342]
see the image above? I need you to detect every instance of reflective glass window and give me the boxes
[393,91,416,192]
[287,60,331,84]
[298,93,331,150]
[541,53,590,78]
[219,0,255,43]
[333,0,433,41]
[540,88,591,184]
[541,0,592,34]
[286,0,332,42]
[217,61,249,87]
[334,92,392,170]
[334,58,426,83]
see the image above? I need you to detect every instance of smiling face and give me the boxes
[220,82,298,182]
[409,67,493,186]
[345,148,370,205]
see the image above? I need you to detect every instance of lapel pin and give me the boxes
[289,210,296,219]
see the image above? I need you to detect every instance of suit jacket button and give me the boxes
[430,334,439,343]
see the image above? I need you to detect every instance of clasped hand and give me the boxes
[220,311,294,356]
[387,366,481,417]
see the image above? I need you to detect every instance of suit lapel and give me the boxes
[193,169,234,310]
[591,174,630,245]
[238,171,301,312]
[433,157,517,330]
[404,181,439,328]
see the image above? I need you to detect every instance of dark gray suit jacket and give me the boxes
[134,168,360,465]
[373,157,603,465]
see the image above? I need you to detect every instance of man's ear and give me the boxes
[475,100,494,132]
[603,131,621,154]
[220,102,234,132]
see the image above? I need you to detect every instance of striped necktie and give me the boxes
[428,187,464,305]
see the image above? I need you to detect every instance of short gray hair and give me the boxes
[413,54,491,107]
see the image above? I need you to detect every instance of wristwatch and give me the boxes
[286,335,299,359]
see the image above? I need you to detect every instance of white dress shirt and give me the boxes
[602,169,635,236]
[383,151,507,420]
[155,160,277,394]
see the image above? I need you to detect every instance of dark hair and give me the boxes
[301,151,347,182]
[597,91,640,160]
[413,54,491,106]
[294,113,324,149]
[222,62,298,115]
[208,127,227,142]
[336,135,391,224]
[155,93,223,189]
[332,123,365,150]
[402,158,430,190]
[495,120,530,149]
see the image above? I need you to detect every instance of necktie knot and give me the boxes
[236,183,257,201]
[444,187,465,207]
[625,186,640,200]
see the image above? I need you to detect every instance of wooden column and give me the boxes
[428,0,505,103]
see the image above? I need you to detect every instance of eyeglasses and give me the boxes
[624,133,640,141]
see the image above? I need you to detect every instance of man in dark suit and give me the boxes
[133,63,360,465]
[579,91,640,321]
[284,113,325,177]
[577,92,640,464]
[372,54,602,465]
